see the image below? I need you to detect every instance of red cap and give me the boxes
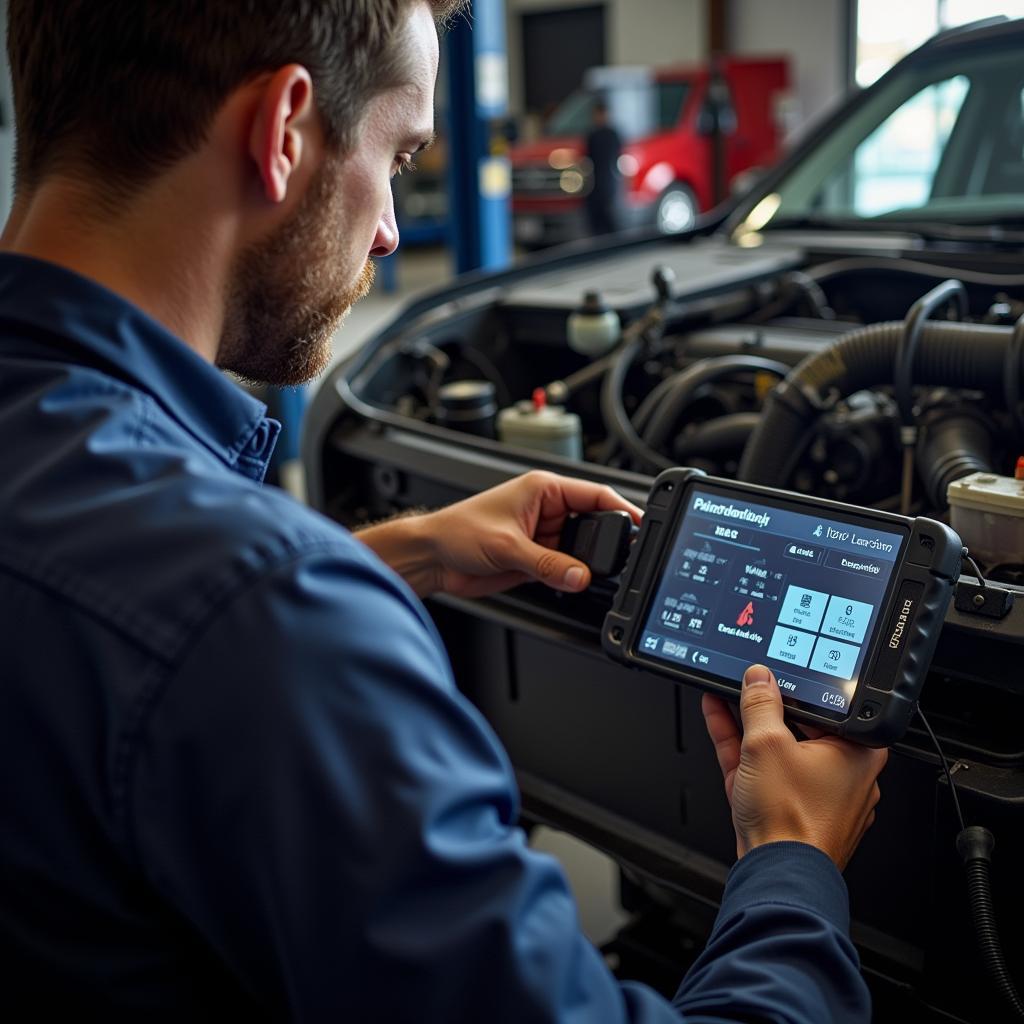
[532,387,547,412]
[1016,456,1024,480]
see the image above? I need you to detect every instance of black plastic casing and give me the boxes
[559,510,637,578]
[603,469,963,746]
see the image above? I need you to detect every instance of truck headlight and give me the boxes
[560,168,586,194]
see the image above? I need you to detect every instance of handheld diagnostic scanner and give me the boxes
[601,469,961,746]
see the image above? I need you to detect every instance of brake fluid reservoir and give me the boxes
[497,389,583,460]
[567,291,621,357]
[947,471,1024,565]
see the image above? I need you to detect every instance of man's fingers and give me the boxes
[504,537,592,591]
[538,474,644,524]
[702,693,742,781]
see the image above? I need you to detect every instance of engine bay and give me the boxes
[341,232,1024,546]
[305,230,1024,1021]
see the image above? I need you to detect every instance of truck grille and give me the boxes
[512,163,567,196]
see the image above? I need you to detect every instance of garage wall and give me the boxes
[728,0,850,137]
[506,0,706,116]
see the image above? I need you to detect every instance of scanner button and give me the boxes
[821,595,874,646]
[858,701,880,721]
[648,483,674,508]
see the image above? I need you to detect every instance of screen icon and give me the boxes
[736,601,755,627]
[813,524,823,538]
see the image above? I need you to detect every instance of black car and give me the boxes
[306,18,1024,1022]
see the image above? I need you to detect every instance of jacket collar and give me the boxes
[0,253,281,481]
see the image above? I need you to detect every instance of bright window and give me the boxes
[856,1,1024,86]
[851,75,969,214]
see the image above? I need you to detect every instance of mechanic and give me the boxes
[584,99,625,236]
[0,1,887,1020]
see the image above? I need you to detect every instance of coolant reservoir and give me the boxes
[947,472,1024,565]
[567,291,621,357]
[497,389,583,460]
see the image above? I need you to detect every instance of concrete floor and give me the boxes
[310,244,632,950]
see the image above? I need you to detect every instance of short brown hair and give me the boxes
[7,0,467,194]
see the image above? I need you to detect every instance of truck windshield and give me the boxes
[544,82,690,141]
[748,42,1024,230]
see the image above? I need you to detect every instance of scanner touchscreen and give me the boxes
[635,487,907,721]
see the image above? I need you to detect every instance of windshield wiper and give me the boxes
[760,214,876,232]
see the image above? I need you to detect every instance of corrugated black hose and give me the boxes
[957,827,1024,1020]
[737,319,1012,486]
[922,662,1023,1020]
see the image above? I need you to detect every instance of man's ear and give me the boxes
[248,64,317,204]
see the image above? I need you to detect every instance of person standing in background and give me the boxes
[584,98,623,236]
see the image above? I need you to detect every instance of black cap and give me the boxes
[580,290,608,315]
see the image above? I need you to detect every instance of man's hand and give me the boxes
[702,665,888,871]
[356,471,642,599]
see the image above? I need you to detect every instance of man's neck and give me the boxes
[0,173,236,363]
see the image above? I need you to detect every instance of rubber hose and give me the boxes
[673,412,761,460]
[634,373,685,435]
[554,348,621,398]
[600,336,675,474]
[917,414,993,510]
[748,270,836,323]
[738,320,1012,486]
[894,280,968,429]
[642,355,790,452]
[1003,313,1024,440]
[963,857,1024,1018]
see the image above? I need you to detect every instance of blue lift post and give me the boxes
[446,0,512,274]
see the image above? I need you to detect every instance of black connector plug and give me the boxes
[954,578,1014,619]
[955,549,1014,619]
[559,511,637,579]
[957,825,995,864]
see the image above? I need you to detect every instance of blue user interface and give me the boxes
[637,488,907,719]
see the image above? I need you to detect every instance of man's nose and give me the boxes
[370,189,399,258]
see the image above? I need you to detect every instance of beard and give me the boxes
[217,157,376,387]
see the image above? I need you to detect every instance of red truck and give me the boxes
[511,57,791,247]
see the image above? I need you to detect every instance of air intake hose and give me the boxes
[917,411,994,510]
[738,320,1011,486]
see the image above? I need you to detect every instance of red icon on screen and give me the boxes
[736,602,755,627]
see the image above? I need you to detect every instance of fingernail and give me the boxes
[564,565,586,590]
[743,664,772,688]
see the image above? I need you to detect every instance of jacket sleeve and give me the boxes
[130,543,869,1024]
[673,843,872,1023]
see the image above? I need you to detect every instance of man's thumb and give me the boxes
[739,664,783,732]
[515,540,591,592]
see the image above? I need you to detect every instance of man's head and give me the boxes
[6,0,467,385]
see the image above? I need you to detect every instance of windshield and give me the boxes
[544,81,690,141]
[745,41,1024,230]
